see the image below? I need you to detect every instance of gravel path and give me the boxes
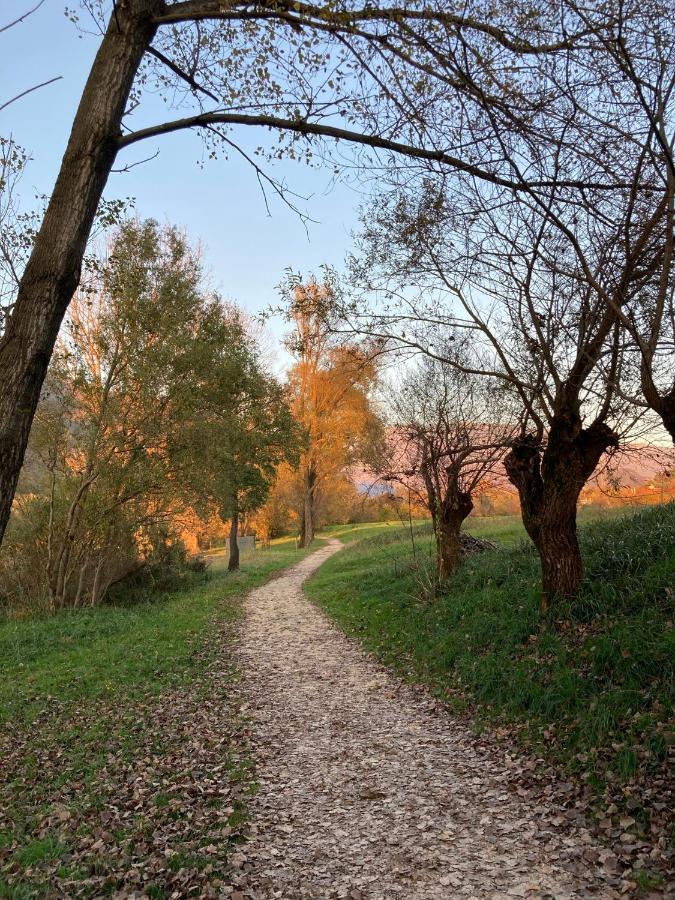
[235,540,619,900]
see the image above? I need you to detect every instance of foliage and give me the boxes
[191,306,301,523]
[283,276,383,545]
[0,220,292,611]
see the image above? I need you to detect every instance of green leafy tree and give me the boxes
[187,308,300,571]
[1,219,293,607]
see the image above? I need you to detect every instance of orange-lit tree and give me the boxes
[286,279,382,546]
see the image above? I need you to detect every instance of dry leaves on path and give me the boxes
[234,540,669,899]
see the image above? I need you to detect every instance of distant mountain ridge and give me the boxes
[351,441,674,507]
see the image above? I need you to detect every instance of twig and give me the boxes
[0,76,62,113]
[111,149,160,172]
[0,0,46,33]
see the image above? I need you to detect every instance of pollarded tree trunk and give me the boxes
[435,488,474,579]
[0,0,160,548]
[228,502,240,572]
[642,374,675,446]
[300,463,317,548]
[537,483,584,598]
[505,415,617,603]
[662,399,675,446]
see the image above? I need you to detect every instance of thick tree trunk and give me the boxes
[0,0,159,547]
[300,464,317,548]
[643,380,675,445]
[435,489,473,579]
[505,415,617,603]
[662,402,675,445]
[228,502,240,572]
[537,488,583,599]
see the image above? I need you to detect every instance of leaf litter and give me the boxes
[235,540,672,899]
[0,612,249,897]
[1,541,671,898]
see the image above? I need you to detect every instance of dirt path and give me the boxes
[235,540,618,899]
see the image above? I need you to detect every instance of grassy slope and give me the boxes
[0,538,311,725]
[307,507,674,792]
[0,538,313,897]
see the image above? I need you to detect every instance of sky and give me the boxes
[0,1,368,367]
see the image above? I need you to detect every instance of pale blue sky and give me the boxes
[0,1,367,362]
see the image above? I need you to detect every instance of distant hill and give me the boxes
[352,442,675,512]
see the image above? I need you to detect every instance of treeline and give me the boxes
[0,224,392,613]
[1,0,674,613]
[0,220,298,611]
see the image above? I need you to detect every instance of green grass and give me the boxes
[0,539,313,897]
[0,539,312,726]
[321,503,634,549]
[307,506,674,790]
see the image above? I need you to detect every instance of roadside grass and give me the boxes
[0,539,311,898]
[308,505,674,795]
[321,503,635,549]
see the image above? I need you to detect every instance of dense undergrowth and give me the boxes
[307,506,674,794]
[0,539,311,898]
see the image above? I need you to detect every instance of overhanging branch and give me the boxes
[158,1,587,54]
[117,111,629,193]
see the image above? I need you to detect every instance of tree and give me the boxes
[3,219,224,606]
[285,278,381,547]
[0,0,612,547]
[343,159,656,599]
[0,218,281,607]
[331,0,675,600]
[379,354,512,578]
[200,311,300,571]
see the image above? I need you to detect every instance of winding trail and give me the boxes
[236,540,618,899]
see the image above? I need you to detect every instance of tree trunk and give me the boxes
[0,0,159,547]
[228,502,240,572]
[505,416,617,603]
[90,555,105,607]
[301,464,317,548]
[436,489,473,579]
[643,378,675,445]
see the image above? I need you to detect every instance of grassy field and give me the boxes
[0,537,313,898]
[307,507,674,804]
[322,503,634,548]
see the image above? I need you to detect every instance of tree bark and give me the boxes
[661,398,675,445]
[436,488,473,580]
[0,0,160,547]
[505,414,618,603]
[642,376,675,445]
[228,501,240,572]
[300,463,317,548]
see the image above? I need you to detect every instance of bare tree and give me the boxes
[380,353,512,579]
[342,162,655,599]
[0,0,608,546]
[323,0,674,600]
